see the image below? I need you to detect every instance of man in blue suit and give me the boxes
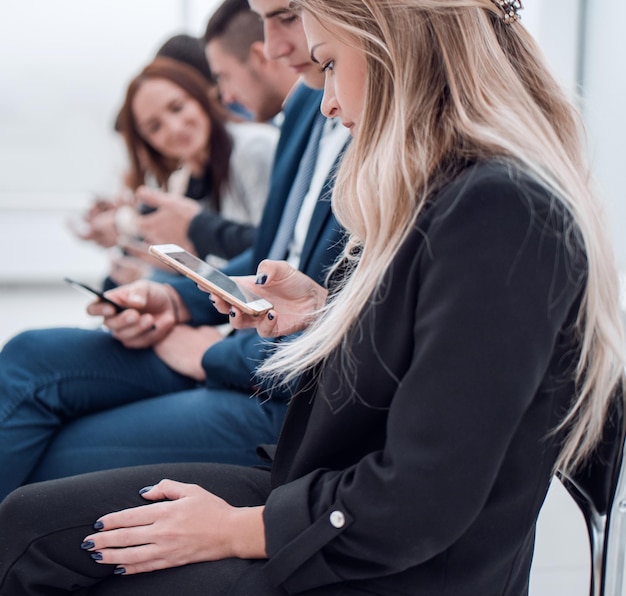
[0,0,350,501]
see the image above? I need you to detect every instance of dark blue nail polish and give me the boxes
[93,520,104,530]
[268,312,275,321]
[229,309,236,318]
[81,540,95,550]
[90,552,103,561]
[114,567,126,575]
[139,485,153,495]
[255,273,268,285]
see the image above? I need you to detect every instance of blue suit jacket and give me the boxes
[168,83,348,398]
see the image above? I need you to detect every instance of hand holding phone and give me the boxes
[148,244,272,316]
[208,259,329,338]
[64,277,126,313]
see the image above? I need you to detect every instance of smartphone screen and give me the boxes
[148,244,272,315]
[64,277,125,313]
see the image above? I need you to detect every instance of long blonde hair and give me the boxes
[263,0,625,474]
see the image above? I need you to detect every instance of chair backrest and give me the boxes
[557,390,625,596]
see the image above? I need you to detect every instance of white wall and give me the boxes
[0,0,221,283]
[521,1,581,95]
[581,1,626,270]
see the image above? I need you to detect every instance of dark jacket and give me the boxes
[262,162,586,595]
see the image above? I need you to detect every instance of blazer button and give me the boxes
[329,510,345,528]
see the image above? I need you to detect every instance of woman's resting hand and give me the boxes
[81,480,267,575]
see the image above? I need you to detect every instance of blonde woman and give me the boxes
[0,1,623,595]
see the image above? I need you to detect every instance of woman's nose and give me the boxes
[321,87,338,119]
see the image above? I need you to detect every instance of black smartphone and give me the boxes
[63,277,126,313]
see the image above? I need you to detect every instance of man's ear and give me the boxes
[248,41,268,66]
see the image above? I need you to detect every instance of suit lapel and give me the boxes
[298,141,349,271]
[253,87,323,265]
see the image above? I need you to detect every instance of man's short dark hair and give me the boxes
[203,0,264,62]
[156,34,213,83]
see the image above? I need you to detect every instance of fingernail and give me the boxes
[139,485,153,495]
[229,309,236,318]
[267,312,275,321]
[208,294,215,304]
[90,552,103,561]
[255,273,268,285]
[81,540,95,550]
[114,567,126,575]
[93,520,104,530]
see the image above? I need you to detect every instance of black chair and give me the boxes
[557,392,626,596]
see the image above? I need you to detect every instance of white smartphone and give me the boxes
[148,244,273,316]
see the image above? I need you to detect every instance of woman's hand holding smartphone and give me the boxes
[209,260,329,338]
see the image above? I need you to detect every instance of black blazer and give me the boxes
[262,162,587,595]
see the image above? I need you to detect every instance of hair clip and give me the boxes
[492,0,523,25]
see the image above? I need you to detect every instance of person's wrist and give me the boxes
[163,284,190,324]
[227,506,267,560]
[315,286,329,311]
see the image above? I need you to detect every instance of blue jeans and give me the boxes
[0,327,287,501]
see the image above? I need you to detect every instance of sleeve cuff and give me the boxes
[263,475,352,592]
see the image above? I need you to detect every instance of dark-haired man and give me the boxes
[204,0,297,122]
